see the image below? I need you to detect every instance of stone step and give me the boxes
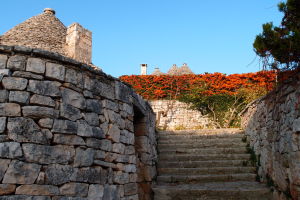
[158,142,246,150]
[158,133,244,140]
[157,173,257,184]
[158,129,243,136]
[158,147,248,154]
[158,166,256,175]
[153,181,272,200]
[158,153,250,161]
[158,137,244,144]
[158,160,251,168]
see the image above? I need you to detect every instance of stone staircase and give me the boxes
[153,129,272,200]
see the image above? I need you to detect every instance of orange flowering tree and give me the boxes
[120,71,276,100]
[120,71,276,128]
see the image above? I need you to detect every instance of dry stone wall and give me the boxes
[241,75,300,199]
[0,45,157,200]
[149,100,214,130]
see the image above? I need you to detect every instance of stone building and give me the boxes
[150,63,194,76]
[0,8,92,64]
[0,9,157,200]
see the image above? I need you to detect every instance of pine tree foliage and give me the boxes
[253,0,300,70]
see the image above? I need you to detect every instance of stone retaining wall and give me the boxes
[0,45,157,200]
[241,75,300,199]
[149,100,214,130]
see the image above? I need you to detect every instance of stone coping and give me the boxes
[0,44,121,83]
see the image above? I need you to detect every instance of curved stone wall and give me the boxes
[241,76,300,199]
[0,45,157,200]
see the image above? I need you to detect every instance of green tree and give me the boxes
[253,0,300,70]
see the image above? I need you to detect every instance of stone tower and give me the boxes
[65,23,92,64]
[141,64,147,75]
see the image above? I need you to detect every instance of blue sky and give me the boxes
[0,1,283,77]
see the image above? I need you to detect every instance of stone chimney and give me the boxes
[140,64,147,75]
[65,23,92,64]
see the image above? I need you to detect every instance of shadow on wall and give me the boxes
[241,75,300,200]
[133,104,157,200]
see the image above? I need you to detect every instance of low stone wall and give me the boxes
[149,100,214,130]
[241,76,300,199]
[0,45,157,200]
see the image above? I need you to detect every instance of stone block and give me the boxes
[71,167,107,184]
[38,118,54,129]
[93,160,116,168]
[0,142,23,159]
[115,81,132,103]
[16,185,59,196]
[86,138,112,151]
[102,99,118,112]
[100,122,109,135]
[0,55,7,69]
[0,135,9,142]
[124,164,136,173]
[86,99,102,114]
[59,183,88,197]
[84,76,115,100]
[30,94,55,107]
[53,134,85,145]
[0,117,6,133]
[83,112,99,126]
[74,147,94,167]
[13,71,43,80]
[107,124,120,142]
[0,184,16,195]
[45,164,75,185]
[27,80,61,97]
[9,91,30,104]
[123,103,133,115]
[293,118,300,132]
[125,146,135,155]
[0,69,11,76]
[60,103,82,121]
[0,103,21,116]
[120,130,135,145]
[7,117,50,144]
[94,150,105,160]
[52,119,78,134]
[113,171,129,184]
[77,120,104,138]
[112,143,125,154]
[2,160,41,184]
[65,68,83,88]
[61,88,86,109]
[0,159,10,181]
[83,90,93,98]
[7,55,26,70]
[124,183,138,196]
[26,58,46,74]
[104,152,119,163]
[129,173,137,183]
[22,143,75,165]
[103,185,118,200]
[0,90,8,103]
[88,184,104,199]
[45,62,65,81]
[22,106,57,119]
